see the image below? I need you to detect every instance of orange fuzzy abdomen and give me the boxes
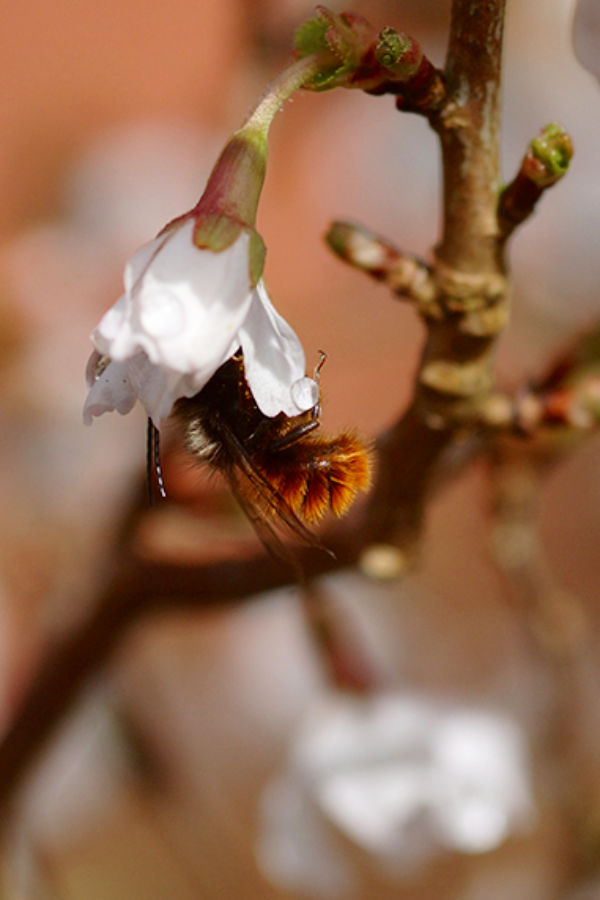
[257,432,373,524]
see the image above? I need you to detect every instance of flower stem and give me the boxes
[244,52,333,135]
[193,52,333,241]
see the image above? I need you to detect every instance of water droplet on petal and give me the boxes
[291,376,319,412]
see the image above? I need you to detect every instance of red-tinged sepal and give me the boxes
[294,7,445,111]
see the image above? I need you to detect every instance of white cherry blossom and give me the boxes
[83,218,318,425]
[83,55,329,430]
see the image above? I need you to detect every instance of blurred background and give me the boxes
[1,0,600,897]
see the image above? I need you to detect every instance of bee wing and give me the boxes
[217,426,330,560]
[224,464,302,566]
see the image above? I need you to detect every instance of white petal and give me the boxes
[124,231,172,295]
[91,293,137,360]
[127,355,191,424]
[85,217,318,428]
[94,294,128,340]
[83,357,138,424]
[87,220,257,423]
[83,350,211,426]
[123,220,254,374]
[238,280,316,417]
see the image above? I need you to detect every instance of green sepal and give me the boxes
[294,12,347,90]
[248,229,266,286]
[293,6,373,90]
[192,217,265,287]
[294,15,330,57]
[193,213,242,252]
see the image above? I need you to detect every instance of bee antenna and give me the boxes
[146,418,167,504]
[307,350,327,422]
[315,350,327,381]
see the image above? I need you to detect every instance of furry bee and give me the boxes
[157,352,372,554]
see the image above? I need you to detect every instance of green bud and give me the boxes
[375,28,421,78]
[529,123,573,184]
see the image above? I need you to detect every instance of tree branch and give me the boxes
[364,0,508,556]
[325,220,440,315]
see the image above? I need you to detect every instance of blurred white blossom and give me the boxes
[257,692,536,897]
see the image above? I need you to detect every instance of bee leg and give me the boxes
[147,418,167,503]
[271,418,320,450]
[271,351,328,451]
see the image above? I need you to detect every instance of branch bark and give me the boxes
[366,0,508,556]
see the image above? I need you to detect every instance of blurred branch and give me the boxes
[0,348,596,811]
[487,448,587,658]
[0,487,366,809]
[0,407,482,811]
[486,442,600,888]
[299,582,389,692]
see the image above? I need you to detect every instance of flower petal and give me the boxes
[128,220,254,372]
[124,231,172,295]
[83,350,214,425]
[127,354,194,424]
[83,355,138,424]
[95,220,255,381]
[90,293,136,360]
[238,280,318,417]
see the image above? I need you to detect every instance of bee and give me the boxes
[155,352,372,555]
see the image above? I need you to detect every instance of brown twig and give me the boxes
[364,0,508,560]
[325,220,440,315]
[498,123,573,242]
